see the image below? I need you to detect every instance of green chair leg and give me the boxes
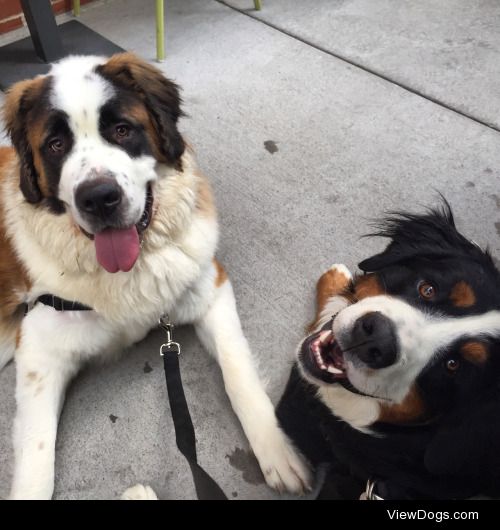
[254,0,262,10]
[156,0,165,62]
[73,0,80,17]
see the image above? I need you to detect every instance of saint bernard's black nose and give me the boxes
[75,178,123,221]
[347,311,398,369]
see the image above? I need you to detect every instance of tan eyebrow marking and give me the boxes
[354,274,385,301]
[450,281,476,308]
[460,341,489,365]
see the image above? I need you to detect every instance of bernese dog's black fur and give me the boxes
[277,203,500,499]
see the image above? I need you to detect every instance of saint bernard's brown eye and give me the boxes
[445,358,460,373]
[418,280,436,300]
[115,123,131,139]
[48,137,65,154]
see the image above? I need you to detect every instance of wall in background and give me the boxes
[0,0,96,35]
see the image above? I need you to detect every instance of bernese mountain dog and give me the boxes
[277,202,500,499]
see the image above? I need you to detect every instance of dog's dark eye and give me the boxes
[418,281,436,300]
[47,137,65,155]
[445,358,460,373]
[115,123,131,139]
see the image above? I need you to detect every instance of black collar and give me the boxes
[32,294,92,312]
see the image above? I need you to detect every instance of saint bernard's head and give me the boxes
[3,53,184,273]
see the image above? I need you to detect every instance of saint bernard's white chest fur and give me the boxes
[2,148,219,330]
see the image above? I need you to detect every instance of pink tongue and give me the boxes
[94,227,140,273]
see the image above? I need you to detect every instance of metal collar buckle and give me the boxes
[360,479,384,500]
[159,314,181,356]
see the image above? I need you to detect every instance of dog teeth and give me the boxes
[319,330,333,344]
[313,349,327,370]
[310,329,340,373]
[311,332,334,371]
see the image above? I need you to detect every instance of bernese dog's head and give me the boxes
[298,203,500,430]
[3,53,184,273]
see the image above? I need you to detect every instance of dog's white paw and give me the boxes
[327,263,353,282]
[253,427,312,494]
[121,484,158,500]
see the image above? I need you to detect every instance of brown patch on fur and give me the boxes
[2,77,45,129]
[0,148,31,322]
[214,259,228,287]
[126,102,165,162]
[378,386,426,424]
[26,371,38,382]
[461,341,489,365]
[0,146,15,171]
[126,101,150,124]
[4,76,50,203]
[27,116,51,197]
[196,172,216,218]
[15,326,22,348]
[34,385,44,396]
[316,268,352,315]
[38,441,45,450]
[308,267,353,332]
[450,281,476,307]
[97,53,185,168]
[353,274,385,301]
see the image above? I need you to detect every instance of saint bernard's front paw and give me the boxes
[253,426,312,494]
[121,484,158,500]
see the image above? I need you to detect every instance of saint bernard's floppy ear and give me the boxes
[97,53,185,167]
[3,77,47,204]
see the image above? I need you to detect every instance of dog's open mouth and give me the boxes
[299,322,392,399]
[81,184,154,273]
[300,327,347,384]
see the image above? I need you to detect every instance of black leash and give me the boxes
[159,315,228,500]
[31,296,226,499]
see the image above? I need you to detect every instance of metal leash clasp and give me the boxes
[159,314,181,356]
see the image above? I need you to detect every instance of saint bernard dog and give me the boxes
[277,204,500,499]
[0,53,310,499]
